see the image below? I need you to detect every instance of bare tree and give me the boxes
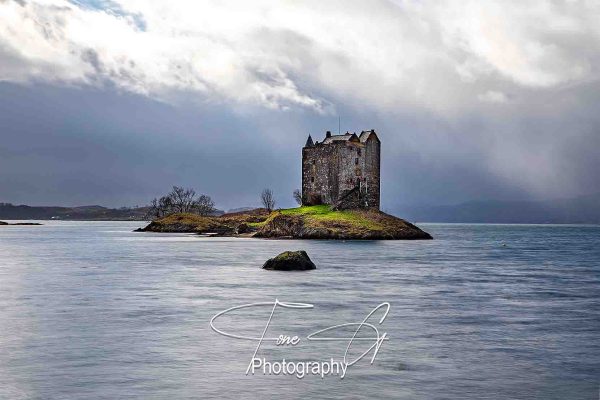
[146,186,215,218]
[169,186,197,213]
[158,195,173,214]
[193,194,216,216]
[293,189,302,206]
[146,196,172,219]
[146,198,160,219]
[261,188,276,212]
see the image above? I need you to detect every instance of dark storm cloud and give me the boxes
[0,0,599,209]
[0,83,303,208]
[3,81,598,211]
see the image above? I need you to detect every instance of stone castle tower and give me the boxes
[302,129,381,210]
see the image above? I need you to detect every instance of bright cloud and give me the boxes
[1,0,599,113]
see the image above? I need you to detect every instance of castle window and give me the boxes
[311,177,314,183]
[312,159,316,165]
[358,149,361,156]
[355,158,359,165]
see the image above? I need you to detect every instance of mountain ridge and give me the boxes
[397,192,600,224]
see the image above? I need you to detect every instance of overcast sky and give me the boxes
[1,0,599,211]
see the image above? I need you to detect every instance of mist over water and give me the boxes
[0,222,598,399]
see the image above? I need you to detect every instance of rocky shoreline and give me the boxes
[0,221,43,226]
[136,206,432,240]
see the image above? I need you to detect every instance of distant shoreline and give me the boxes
[1,218,599,226]
[2,191,599,224]
[0,221,42,226]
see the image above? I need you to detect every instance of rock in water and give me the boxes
[262,251,317,271]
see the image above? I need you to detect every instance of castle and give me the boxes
[302,129,380,210]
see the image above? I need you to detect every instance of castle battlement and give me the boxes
[302,129,381,210]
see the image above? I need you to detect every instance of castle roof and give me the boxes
[304,129,379,148]
[359,129,379,143]
[322,132,360,144]
[305,134,314,147]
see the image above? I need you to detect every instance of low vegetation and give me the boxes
[256,205,431,239]
[137,205,431,240]
[136,213,227,233]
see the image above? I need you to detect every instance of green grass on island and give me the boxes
[275,205,382,230]
[140,205,432,239]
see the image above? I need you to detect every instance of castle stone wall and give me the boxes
[363,136,380,209]
[302,130,380,210]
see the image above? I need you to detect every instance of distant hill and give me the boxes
[226,207,256,213]
[0,203,150,221]
[4,192,598,223]
[0,203,225,220]
[398,193,600,224]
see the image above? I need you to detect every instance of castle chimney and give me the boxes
[326,131,332,138]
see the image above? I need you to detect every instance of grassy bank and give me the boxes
[138,205,432,240]
[280,205,382,229]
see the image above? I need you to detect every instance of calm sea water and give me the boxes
[0,221,598,399]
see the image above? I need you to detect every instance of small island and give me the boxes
[138,129,431,240]
[137,205,431,240]
[0,221,43,226]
